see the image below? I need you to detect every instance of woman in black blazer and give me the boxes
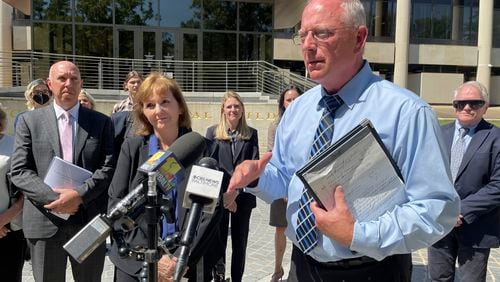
[108,73,222,282]
[205,90,259,282]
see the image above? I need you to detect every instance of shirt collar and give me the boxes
[54,102,80,120]
[454,120,478,135]
[227,128,238,135]
[320,60,376,111]
[148,127,192,156]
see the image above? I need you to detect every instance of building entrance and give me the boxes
[116,28,200,61]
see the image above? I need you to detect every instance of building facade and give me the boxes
[2,0,500,103]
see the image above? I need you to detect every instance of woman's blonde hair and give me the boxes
[24,79,48,110]
[133,72,191,136]
[79,89,96,109]
[214,90,252,140]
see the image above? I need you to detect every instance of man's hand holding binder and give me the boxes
[44,188,83,215]
[311,186,355,247]
[43,156,92,219]
[296,119,406,240]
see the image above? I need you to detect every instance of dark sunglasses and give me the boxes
[452,100,485,111]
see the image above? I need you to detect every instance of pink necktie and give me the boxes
[60,111,73,163]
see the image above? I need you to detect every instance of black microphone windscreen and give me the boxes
[198,157,218,169]
[169,132,206,168]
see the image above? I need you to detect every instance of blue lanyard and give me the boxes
[148,134,178,238]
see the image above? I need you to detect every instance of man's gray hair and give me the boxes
[341,0,366,27]
[454,81,490,103]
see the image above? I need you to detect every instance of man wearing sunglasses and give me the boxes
[428,81,500,282]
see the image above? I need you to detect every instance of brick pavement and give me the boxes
[22,198,500,281]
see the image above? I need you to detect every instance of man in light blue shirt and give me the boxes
[226,0,460,281]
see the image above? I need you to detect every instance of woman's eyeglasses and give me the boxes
[452,100,486,111]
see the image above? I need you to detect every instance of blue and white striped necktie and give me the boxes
[296,94,344,254]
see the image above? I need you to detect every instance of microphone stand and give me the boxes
[142,172,159,282]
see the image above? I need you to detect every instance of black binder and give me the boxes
[296,119,404,219]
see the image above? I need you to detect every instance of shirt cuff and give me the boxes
[350,221,385,261]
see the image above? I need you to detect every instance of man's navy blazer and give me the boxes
[441,119,500,247]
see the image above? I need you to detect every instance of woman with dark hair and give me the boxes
[268,85,301,282]
[108,73,222,281]
[205,91,259,282]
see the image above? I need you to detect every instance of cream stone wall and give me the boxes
[364,42,395,64]
[408,44,477,66]
[490,76,500,105]
[408,73,464,103]
[273,38,302,61]
[13,26,30,51]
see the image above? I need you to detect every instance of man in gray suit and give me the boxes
[10,61,115,282]
[428,81,500,282]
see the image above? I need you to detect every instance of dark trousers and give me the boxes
[28,224,106,282]
[114,267,139,282]
[0,229,26,282]
[428,231,490,282]
[288,245,412,282]
[216,206,253,282]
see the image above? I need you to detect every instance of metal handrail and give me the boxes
[0,51,316,100]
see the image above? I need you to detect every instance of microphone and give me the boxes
[63,132,206,264]
[174,157,223,282]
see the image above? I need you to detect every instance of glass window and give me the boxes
[494,3,500,47]
[32,0,71,21]
[75,25,113,57]
[362,0,396,38]
[75,0,113,24]
[203,0,237,30]
[239,33,272,61]
[143,32,156,59]
[411,0,438,39]
[118,30,135,59]
[410,0,478,44]
[203,32,236,60]
[159,0,201,28]
[31,23,72,83]
[183,33,198,60]
[239,2,272,32]
[458,0,479,43]
[74,25,113,88]
[33,23,72,54]
[162,32,176,59]
[410,0,451,41]
[115,0,158,26]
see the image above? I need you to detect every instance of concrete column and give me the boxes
[374,0,383,37]
[451,0,461,41]
[476,0,493,92]
[393,0,410,88]
[0,2,13,87]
